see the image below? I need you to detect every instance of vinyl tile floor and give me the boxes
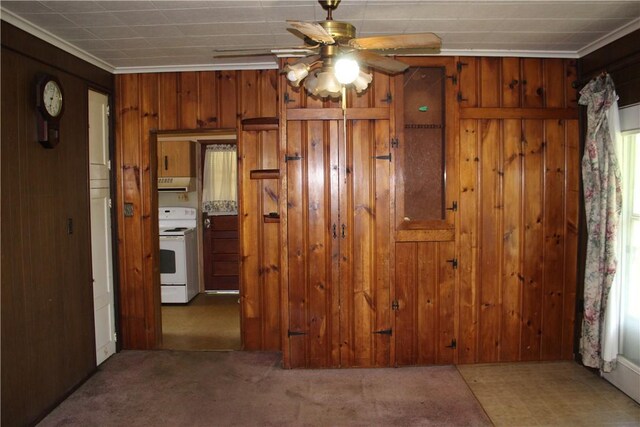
[458,361,640,426]
[161,293,241,351]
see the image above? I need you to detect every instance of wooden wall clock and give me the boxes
[36,74,64,148]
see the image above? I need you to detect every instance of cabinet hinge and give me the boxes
[392,300,399,311]
[374,153,392,161]
[283,92,294,104]
[446,258,458,269]
[456,61,468,73]
[107,159,112,170]
[390,137,399,149]
[457,91,468,103]
[106,105,110,117]
[381,92,392,104]
[108,198,112,209]
[285,155,302,162]
[446,338,457,349]
[287,329,307,337]
[446,74,458,85]
[113,332,117,342]
[446,201,458,212]
[373,328,392,336]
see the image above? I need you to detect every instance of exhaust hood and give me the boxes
[158,177,195,192]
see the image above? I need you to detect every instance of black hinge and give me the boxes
[381,92,392,104]
[392,300,399,311]
[446,258,458,269]
[391,137,399,148]
[285,155,302,162]
[456,61,468,73]
[373,328,392,335]
[446,339,457,349]
[457,91,468,103]
[446,74,458,85]
[446,201,458,212]
[287,329,307,337]
[374,153,392,161]
[283,92,294,104]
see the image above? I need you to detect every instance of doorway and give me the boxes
[155,131,242,351]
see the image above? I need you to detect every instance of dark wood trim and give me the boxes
[460,107,578,119]
[250,169,280,179]
[241,117,279,131]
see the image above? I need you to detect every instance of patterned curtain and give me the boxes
[579,74,623,371]
[202,144,237,215]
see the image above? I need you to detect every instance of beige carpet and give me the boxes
[458,361,640,426]
[162,293,241,351]
[38,351,491,426]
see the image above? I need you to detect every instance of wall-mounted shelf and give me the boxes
[241,117,279,131]
[263,214,280,223]
[250,169,279,180]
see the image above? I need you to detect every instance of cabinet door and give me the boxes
[285,118,391,368]
[158,140,194,177]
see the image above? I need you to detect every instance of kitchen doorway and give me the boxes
[155,130,241,351]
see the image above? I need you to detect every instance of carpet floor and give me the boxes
[38,351,491,427]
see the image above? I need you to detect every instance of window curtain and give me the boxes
[579,73,623,371]
[202,144,237,215]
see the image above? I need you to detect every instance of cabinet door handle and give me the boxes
[164,155,168,170]
[341,224,346,238]
[332,223,337,239]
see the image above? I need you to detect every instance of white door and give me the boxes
[89,90,116,365]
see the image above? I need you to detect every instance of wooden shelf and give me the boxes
[241,117,279,131]
[250,169,279,180]
[263,214,280,223]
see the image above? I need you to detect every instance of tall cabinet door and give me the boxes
[285,118,392,368]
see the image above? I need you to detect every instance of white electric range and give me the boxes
[159,207,198,303]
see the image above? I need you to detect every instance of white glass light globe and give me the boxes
[334,58,360,85]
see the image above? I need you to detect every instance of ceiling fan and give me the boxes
[214,0,441,98]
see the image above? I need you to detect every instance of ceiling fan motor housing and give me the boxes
[319,20,356,43]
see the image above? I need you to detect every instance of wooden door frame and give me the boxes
[151,129,238,348]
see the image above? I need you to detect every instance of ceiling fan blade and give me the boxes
[213,46,317,58]
[348,33,441,51]
[353,51,409,74]
[287,20,335,44]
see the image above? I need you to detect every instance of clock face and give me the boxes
[43,80,63,117]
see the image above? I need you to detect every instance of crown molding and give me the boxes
[578,17,640,57]
[0,7,115,73]
[112,62,278,75]
[439,49,578,58]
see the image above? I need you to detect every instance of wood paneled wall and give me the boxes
[1,22,114,426]
[456,57,579,363]
[115,69,281,350]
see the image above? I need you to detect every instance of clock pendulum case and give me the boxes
[35,74,64,148]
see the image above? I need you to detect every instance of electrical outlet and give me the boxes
[124,203,134,217]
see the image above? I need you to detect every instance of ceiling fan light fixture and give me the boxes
[285,62,310,86]
[353,70,373,93]
[313,69,342,98]
[334,57,359,84]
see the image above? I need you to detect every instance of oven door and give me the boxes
[159,235,187,285]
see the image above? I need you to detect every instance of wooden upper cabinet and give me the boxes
[157,140,195,177]
[393,57,458,241]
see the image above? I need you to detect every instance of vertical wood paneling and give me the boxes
[544,59,565,108]
[179,72,198,128]
[158,73,177,130]
[478,119,502,362]
[522,59,544,107]
[480,58,501,107]
[563,119,579,359]
[458,119,479,363]
[521,119,544,360]
[500,119,522,361]
[502,58,521,107]
[458,57,478,107]
[395,242,417,365]
[218,70,238,128]
[541,119,566,360]
[198,71,218,128]
[417,242,437,364]
[437,241,456,364]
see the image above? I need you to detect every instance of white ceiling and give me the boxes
[1,0,640,73]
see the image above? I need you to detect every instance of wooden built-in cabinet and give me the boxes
[157,140,195,177]
[204,215,239,291]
